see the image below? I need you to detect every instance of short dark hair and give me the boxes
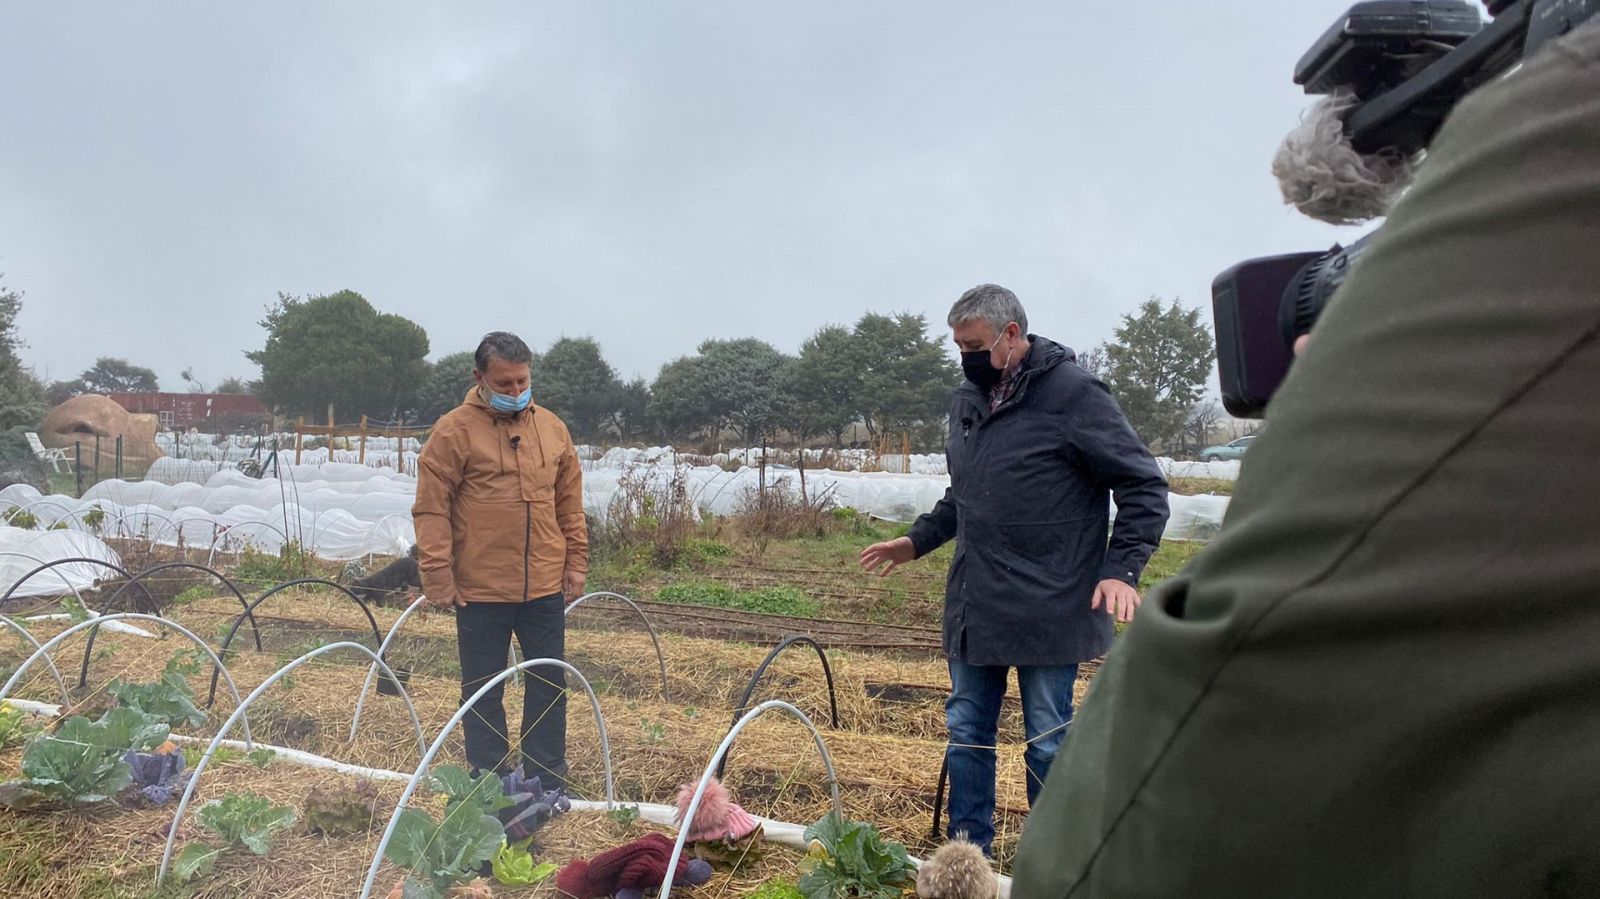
[474,332,533,373]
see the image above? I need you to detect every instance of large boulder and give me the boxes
[40,395,164,473]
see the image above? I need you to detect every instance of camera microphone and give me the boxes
[510,435,521,450]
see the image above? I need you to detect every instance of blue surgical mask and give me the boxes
[487,386,532,413]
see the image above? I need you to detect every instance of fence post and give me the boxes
[358,415,368,465]
[116,436,124,480]
[294,417,304,465]
[93,435,101,487]
[74,441,84,496]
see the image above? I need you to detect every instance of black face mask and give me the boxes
[961,350,1003,390]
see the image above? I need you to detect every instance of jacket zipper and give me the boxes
[523,501,531,601]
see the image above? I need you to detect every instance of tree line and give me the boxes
[11,280,1220,454]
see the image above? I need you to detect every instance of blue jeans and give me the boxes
[945,660,1078,852]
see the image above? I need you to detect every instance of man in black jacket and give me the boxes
[861,283,1169,853]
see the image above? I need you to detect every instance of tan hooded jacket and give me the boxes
[412,387,587,603]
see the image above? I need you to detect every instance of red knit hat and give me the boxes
[555,833,713,899]
[673,776,762,843]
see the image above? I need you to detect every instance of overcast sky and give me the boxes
[2,1,1372,391]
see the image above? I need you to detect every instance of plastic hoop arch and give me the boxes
[356,657,615,899]
[661,700,843,899]
[716,635,840,780]
[0,612,252,748]
[159,641,425,887]
[0,614,71,707]
[565,591,669,696]
[206,578,384,707]
[347,594,429,743]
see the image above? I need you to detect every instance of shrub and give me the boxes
[232,540,320,585]
[731,481,841,542]
[594,463,702,568]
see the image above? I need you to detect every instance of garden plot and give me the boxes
[0,586,1064,897]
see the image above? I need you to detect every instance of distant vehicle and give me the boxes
[1201,435,1256,462]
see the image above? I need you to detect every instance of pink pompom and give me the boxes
[674,776,761,842]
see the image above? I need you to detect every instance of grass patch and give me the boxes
[655,581,823,617]
[1167,476,1235,496]
[1139,540,1207,590]
[46,472,78,496]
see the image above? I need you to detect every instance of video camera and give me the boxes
[1212,0,1599,418]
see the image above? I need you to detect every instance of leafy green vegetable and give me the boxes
[750,878,806,899]
[174,843,222,881]
[183,744,244,769]
[491,836,556,886]
[96,707,171,753]
[0,708,169,808]
[798,812,914,899]
[429,764,514,815]
[386,804,505,895]
[197,792,298,855]
[107,658,207,730]
[248,746,277,769]
[606,803,641,829]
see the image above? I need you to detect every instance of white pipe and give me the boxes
[20,614,156,638]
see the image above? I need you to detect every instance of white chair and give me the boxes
[25,432,69,473]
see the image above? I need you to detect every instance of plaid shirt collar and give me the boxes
[988,358,1028,411]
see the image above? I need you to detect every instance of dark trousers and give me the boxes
[456,595,567,786]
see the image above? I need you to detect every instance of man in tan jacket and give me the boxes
[412,331,588,783]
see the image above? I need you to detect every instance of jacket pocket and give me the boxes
[453,493,527,597]
[996,518,1092,590]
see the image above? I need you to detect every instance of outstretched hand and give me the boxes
[859,536,917,577]
[1091,579,1141,623]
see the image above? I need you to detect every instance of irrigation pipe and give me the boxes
[717,635,840,780]
[565,591,669,696]
[357,657,614,899]
[0,612,252,749]
[661,700,843,899]
[159,641,425,887]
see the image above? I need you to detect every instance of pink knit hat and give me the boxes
[673,776,763,842]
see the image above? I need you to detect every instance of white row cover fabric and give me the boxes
[8,449,1232,560]
[0,526,123,599]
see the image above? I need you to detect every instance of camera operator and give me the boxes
[1011,17,1600,899]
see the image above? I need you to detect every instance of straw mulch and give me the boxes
[0,749,802,899]
[1,588,1096,894]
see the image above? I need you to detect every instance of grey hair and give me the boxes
[948,283,1028,336]
[474,331,533,372]
[1272,89,1418,225]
